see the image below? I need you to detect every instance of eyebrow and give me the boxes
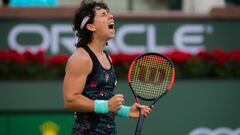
[96,10,108,16]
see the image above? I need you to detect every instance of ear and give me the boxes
[86,24,96,32]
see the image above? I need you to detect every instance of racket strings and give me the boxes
[130,55,173,100]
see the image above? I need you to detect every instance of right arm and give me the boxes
[63,50,124,113]
[63,51,94,112]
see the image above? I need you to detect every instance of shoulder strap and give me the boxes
[82,46,99,82]
[103,50,113,65]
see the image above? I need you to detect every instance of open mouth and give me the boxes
[108,23,114,30]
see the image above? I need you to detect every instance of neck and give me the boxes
[88,38,107,54]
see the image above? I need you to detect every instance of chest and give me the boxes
[95,53,111,70]
[84,68,117,100]
[89,69,116,89]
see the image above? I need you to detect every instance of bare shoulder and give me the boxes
[66,48,92,76]
[68,48,90,64]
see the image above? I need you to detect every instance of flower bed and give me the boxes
[0,49,240,80]
[111,49,240,79]
[0,50,68,80]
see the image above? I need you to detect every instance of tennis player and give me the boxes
[63,0,152,134]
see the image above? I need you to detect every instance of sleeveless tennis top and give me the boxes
[72,45,117,135]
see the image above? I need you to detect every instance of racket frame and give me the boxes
[128,52,175,103]
[127,52,175,135]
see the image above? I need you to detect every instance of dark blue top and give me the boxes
[72,45,117,135]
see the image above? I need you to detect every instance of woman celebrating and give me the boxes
[63,0,152,134]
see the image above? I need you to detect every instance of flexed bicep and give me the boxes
[63,49,93,112]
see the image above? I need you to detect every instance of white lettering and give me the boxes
[51,25,75,54]
[116,24,145,54]
[147,25,174,53]
[7,24,213,54]
[189,127,240,135]
[8,24,50,53]
[174,24,207,54]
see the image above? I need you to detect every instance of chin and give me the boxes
[108,34,115,40]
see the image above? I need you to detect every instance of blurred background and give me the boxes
[0,0,240,135]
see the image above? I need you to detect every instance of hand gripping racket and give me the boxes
[128,53,175,135]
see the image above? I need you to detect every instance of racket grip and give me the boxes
[135,113,145,135]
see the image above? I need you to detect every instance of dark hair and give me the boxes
[73,0,109,48]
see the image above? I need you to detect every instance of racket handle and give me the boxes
[135,113,145,135]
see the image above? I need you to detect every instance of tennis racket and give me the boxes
[128,53,175,135]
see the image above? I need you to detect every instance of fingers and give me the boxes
[142,106,152,117]
[114,94,124,105]
[133,103,142,108]
[134,103,152,117]
[115,94,124,98]
[108,94,125,112]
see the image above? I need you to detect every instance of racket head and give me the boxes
[128,53,175,101]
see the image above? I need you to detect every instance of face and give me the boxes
[91,8,115,41]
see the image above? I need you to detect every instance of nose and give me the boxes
[108,13,114,20]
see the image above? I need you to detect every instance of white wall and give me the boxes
[58,0,167,13]
[183,0,226,14]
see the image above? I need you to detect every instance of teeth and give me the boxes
[109,22,114,30]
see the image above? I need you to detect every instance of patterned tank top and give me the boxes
[72,46,117,135]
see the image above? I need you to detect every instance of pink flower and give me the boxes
[32,50,45,63]
[0,50,9,62]
[230,49,240,61]
[211,48,230,65]
[104,74,109,81]
[22,49,45,63]
[47,54,69,65]
[8,50,26,63]
[90,81,97,88]
[110,53,140,64]
[197,51,213,60]
[166,50,192,63]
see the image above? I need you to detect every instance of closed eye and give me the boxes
[102,12,107,17]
